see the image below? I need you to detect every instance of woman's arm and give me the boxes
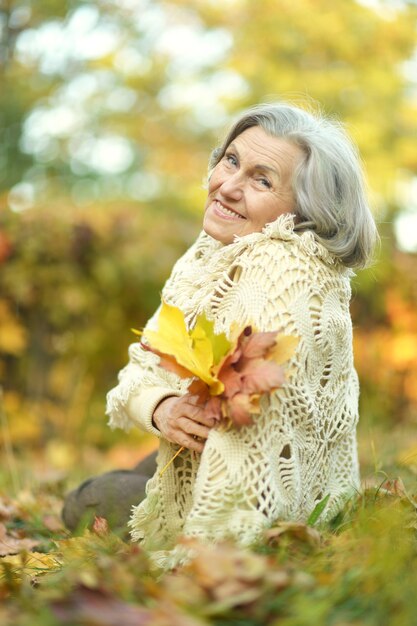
[106,231,217,439]
[180,238,359,541]
[105,315,190,436]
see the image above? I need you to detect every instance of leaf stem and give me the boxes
[159,446,184,476]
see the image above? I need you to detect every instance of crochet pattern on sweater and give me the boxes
[106,214,360,568]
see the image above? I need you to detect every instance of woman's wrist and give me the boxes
[152,395,175,430]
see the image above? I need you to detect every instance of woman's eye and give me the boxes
[225,153,238,167]
[258,177,271,189]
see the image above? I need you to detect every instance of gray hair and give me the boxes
[209,103,378,269]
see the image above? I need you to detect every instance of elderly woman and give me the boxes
[63,102,377,567]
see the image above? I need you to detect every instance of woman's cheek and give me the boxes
[208,172,221,193]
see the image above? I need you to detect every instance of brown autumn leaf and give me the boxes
[216,327,286,395]
[180,538,267,592]
[160,572,208,609]
[378,477,412,501]
[174,538,293,613]
[217,361,243,398]
[239,330,279,359]
[51,585,153,626]
[42,514,65,533]
[265,522,321,548]
[239,359,285,395]
[226,393,257,426]
[92,516,110,537]
[0,522,39,556]
[187,378,211,404]
[52,586,206,626]
[0,498,21,521]
[199,327,292,427]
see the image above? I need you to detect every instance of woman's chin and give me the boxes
[203,216,235,245]
[203,226,230,244]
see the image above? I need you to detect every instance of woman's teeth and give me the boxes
[215,200,245,219]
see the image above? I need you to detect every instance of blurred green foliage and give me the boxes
[0,202,199,447]
[0,0,416,455]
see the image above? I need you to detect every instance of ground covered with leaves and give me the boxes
[1,466,417,626]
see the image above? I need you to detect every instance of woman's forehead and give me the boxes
[228,126,304,175]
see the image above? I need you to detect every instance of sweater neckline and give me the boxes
[201,213,349,272]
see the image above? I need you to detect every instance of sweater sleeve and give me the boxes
[179,238,359,543]
[105,307,191,436]
[104,232,212,436]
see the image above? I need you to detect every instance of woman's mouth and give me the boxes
[213,200,246,220]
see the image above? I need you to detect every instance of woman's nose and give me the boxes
[219,172,243,200]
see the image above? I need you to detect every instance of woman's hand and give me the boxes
[152,395,215,453]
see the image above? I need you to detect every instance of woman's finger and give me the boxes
[182,403,216,428]
[178,417,211,440]
[176,432,204,453]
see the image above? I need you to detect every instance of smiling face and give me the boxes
[203,126,305,245]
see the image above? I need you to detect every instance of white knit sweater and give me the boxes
[106,213,360,567]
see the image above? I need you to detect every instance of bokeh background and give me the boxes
[1,0,417,491]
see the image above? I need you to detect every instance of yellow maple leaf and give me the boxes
[144,301,232,394]
[267,335,300,365]
[191,314,231,366]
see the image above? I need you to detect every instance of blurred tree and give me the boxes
[0,0,85,193]
[1,0,236,215]
[170,0,417,204]
[1,0,417,452]
[0,200,197,447]
[2,0,417,211]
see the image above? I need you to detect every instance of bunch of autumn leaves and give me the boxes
[138,301,299,429]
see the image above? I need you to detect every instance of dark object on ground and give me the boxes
[62,450,158,532]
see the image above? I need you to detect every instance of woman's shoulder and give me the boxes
[228,214,354,281]
[168,214,354,287]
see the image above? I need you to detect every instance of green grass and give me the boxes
[1,427,417,626]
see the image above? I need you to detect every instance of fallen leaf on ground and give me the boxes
[265,521,321,548]
[0,498,21,521]
[93,516,109,536]
[42,513,65,533]
[51,585,152,626]
[0,550,62,580]
[0,522,39,556]
[169,538,297,615]
[51,585,207,626]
